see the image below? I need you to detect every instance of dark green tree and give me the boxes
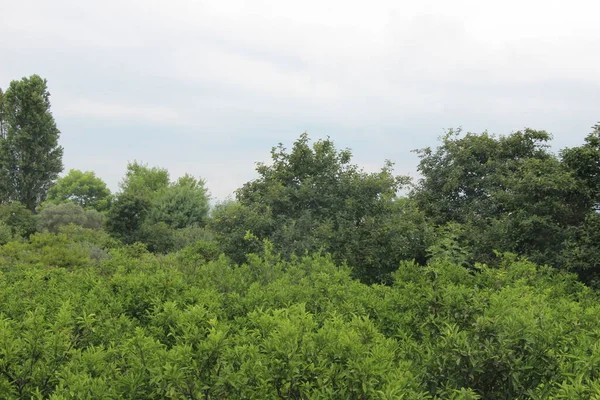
[107,163,210,252]
[215,133,425,282]
[0,75,63,210]
[412,128,555,225]
[0,202,37,238]
[106,162,169,243]
[47,169,112,211]
[0,88,5,138]
[105,193,151,244]
[561,122,600,211]
[558,123,600,285]
[209,200,275,264]
[561,213,600,287]
[412,128,588,267]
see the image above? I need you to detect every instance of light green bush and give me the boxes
[1,238,600,398]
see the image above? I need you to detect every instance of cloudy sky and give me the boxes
[1,0,599,200]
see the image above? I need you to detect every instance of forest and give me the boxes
[1,75,600,399]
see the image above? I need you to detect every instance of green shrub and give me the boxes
[37,202,104,233]
[0,202,37,237]
[1,236,600,398]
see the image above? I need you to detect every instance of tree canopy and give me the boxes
[47,169,112,211]
[147,174,210,229]
[412,128,590,268]
[0,75,63,210]
[215,133,426,282]
[107,162,210,252]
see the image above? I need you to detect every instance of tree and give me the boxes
[557,123,600,285]
[147,174,210,229]
[47,169,112,211]
[119,161,169,198]
[215,133,420,282]
[0,88,5,139]
[412,128,588,267]
[106,162,169,243]
[209,200,275,264]
[561,122,600,211]
[138,174,211,254]
[237,133,408,223]
[412,128,555,225]
[107,163,210,252]
[560,213,600,287]
[105,193,151,244]
[0,75,63,210]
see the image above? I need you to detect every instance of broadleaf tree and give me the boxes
[215,133,427,283]
[147,174,210,229]
[47,169,112,211]
[412,128,589,267]
[107,162,210,252]
[561,122,600,211]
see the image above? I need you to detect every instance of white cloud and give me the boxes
[56,98,183,124]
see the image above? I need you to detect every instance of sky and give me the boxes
[1,0,599,200]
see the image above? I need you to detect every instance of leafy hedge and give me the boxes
[1,232,600,399]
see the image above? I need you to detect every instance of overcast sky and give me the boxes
[1,0,599,200]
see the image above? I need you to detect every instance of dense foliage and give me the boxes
[47,169,112,212]
[36,202,105,233]
[2,75,600,397]
[0,75,63,210]
[212,134,427,283]
[2,235,600,399]
[413,127,600,282]
[106,162,210,253]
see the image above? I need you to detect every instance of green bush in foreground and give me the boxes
[1,234,600,399]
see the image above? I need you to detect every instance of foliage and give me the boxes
[147,174,210,229]
[0,88,4,138]
[105,193,151,244]
[209,200,276,265]
[561,122,600,211]
[118,161,170,198]
[0,222,12,245]
[106,161,169,243]
[0,75,63,210]
[36,202,105,233]
[561,212,600,287]
[107,164,210,252]
[1,235,600,398]
[556,131,600,280]
[5,73,600,398]
[0,202,37,238]
[214,133,423,283]
[412,128,588,267]
[0,232,101,270]
[47,169,112,211]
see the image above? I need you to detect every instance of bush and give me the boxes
[1,240,600,398]
[0,202,37,237]
[0,222,12,245]
[37,202,105,233]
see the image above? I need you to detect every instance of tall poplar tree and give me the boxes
[0,75,63,210]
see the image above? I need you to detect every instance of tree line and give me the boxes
[1,75,600,286]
